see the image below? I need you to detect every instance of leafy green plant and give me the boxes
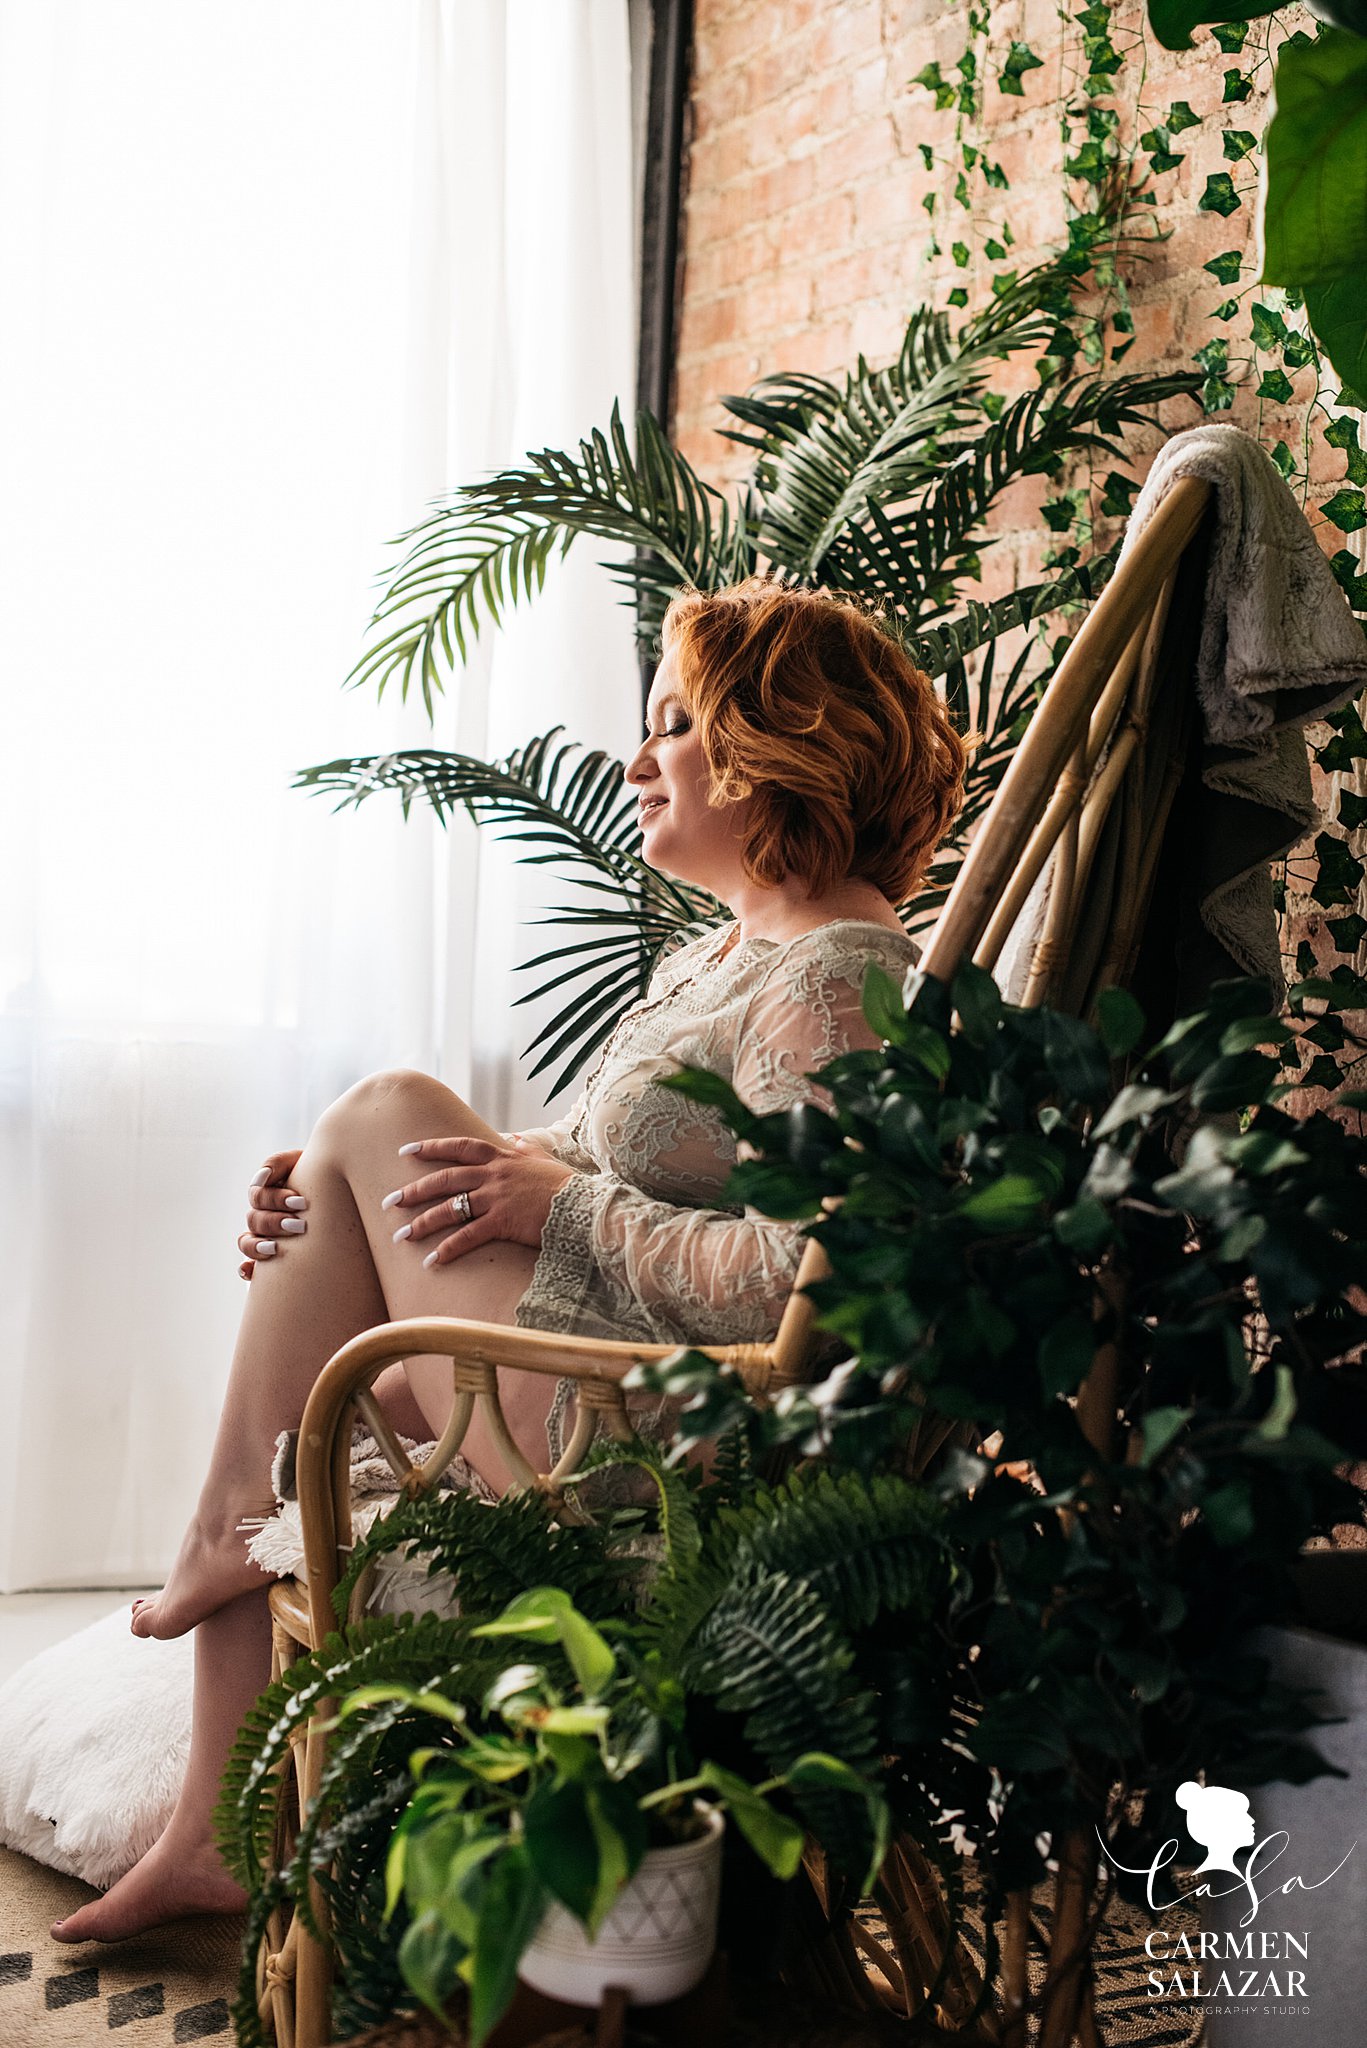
[639,963,1367,1907]
[297,255,1195,1090]
[219,1466,940,2041]
[362,1586,886,2043]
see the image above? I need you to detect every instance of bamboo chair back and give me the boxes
[261,472,1217,2048]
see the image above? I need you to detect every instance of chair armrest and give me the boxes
[292,1315,780,1646]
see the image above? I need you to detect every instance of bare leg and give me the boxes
[53,1070,548,1944]
[131,1067,545,1641]
[52,1592,269,1940]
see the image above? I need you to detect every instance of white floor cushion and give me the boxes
[0,1603,192,1887]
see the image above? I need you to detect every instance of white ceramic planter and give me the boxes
[517,1804,724,2008]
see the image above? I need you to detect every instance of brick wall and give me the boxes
[672,0,1288,514]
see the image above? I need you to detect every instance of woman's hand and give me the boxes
[381,1134,575,1267]
[237,1148,306,1280]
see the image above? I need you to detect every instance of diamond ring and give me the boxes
[451,1191,472,1224]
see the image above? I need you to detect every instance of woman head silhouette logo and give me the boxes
[1176,1780,1256,1875]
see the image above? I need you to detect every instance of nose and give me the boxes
[625,736,658,787]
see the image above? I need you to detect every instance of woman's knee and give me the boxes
[311,1067,466,1155]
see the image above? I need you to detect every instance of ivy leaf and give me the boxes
[1204,249,1243,284]
[1311,830,1367,902]
[999,40,1044,94]
[1322,489,1367,532]
[1269,441,1296,480]
[1325,413,1367,485]
[1317,705,1367,771]
[1212,21,1252,53]
[1141,125,1185,174]
[1257,368,1294,403]
[1223,129,1258,162]
[1327,911,1367,948]
[1282,330,1317,370]
[1222,68,1252,102]
[1200,172,1242,217]
[1213,298,1239,320]
[1250,301,1289,350]
[913,61,957,112]
[952,241,971,268]
[1167,99,1202,132]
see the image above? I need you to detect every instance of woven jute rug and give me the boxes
[0,1847,242,2047]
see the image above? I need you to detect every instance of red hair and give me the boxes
[661,577,967,901]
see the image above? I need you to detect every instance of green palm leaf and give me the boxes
[295,728,724,1093]
[833,369,1198,624]
[347,402,758,710]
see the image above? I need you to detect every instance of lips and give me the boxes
[638,796,669,820]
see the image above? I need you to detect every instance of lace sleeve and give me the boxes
[531,945,891,1345]
[505,1097,587,1164]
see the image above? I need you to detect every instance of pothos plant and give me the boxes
[354,1585,886,2045]
[630,962,1367,1922]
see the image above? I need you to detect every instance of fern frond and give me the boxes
[709,1469,950,1634]
[681,1565,881,1781]
[333,1486,628,1626]
[564,1438,704,1573]
[214,1613,476,1889]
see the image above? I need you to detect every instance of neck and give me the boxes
[723,875,903,945]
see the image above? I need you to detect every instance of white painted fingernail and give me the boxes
[284,1195,307,1212]
[392,1223,412,1242]
[250,1169,270,1188]
[254,1239,277,1258]
[380,1190,404,1210]
[422,1249,440,1269]
[398,1142,424,1156]
[280,1217,306,1235]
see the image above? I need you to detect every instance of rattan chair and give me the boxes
[255,474,1219,2048]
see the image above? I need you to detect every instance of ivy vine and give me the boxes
[910,3,1367,1097]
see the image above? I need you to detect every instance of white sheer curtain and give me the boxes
[0,0,639,1591]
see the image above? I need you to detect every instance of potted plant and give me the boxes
[345,1585,888,2043]
[218,1464,931,2046]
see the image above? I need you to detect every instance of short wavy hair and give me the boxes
[660,576,968,902]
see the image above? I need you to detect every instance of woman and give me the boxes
[51,575,966,1943]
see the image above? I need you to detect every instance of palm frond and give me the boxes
[902,550,1117,679]
[294,728,724,1093]
[348,401,757,710]
[718,300,1072,585]
[833,369,1199,624]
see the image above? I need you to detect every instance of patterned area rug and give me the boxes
[0,1847,241,2047]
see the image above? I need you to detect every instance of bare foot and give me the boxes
[130,1507,275,1639]
[50,1832,246,1944]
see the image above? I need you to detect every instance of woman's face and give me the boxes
[624,644,754,896]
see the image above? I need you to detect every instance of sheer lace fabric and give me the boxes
[508,918,918,1357]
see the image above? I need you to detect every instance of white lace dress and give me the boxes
[507,916,919,1365]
